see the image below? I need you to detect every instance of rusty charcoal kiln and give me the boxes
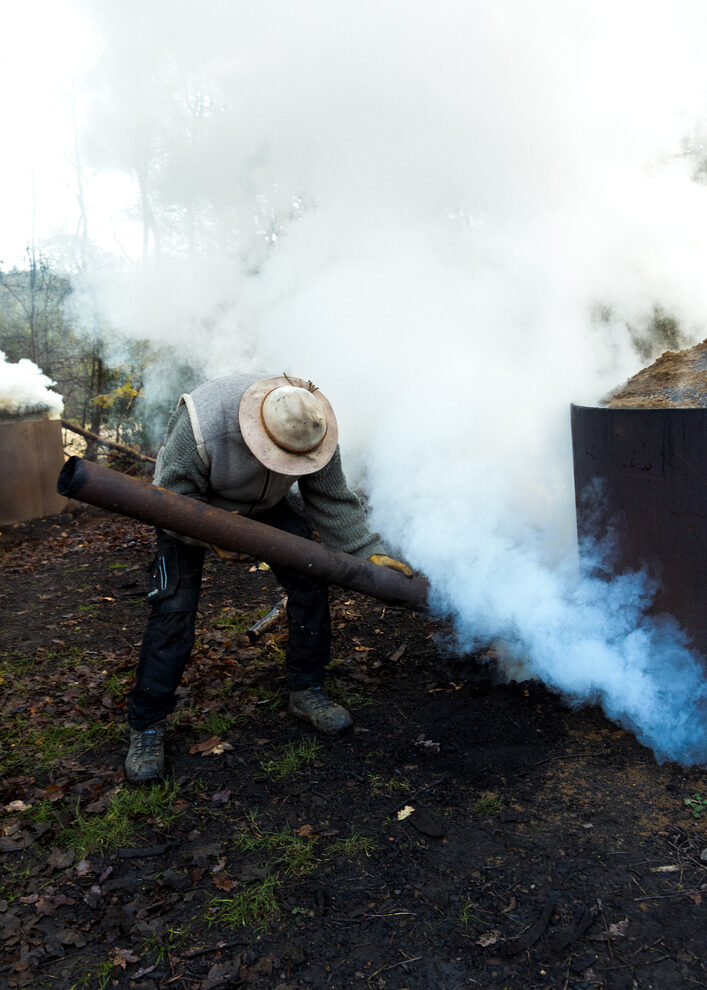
[571,405,707,661]
[0,414,69,526]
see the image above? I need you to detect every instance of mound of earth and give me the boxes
[603,338,707,408]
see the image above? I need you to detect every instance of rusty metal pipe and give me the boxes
[57,456,428,610]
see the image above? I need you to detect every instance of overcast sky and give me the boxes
[0,2,139,267]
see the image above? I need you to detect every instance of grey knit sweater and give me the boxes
[155,376,386,559]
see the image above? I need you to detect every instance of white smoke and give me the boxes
[0,351,64,418]
[68,0,707,762]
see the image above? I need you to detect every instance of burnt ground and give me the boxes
[0,508,705,990]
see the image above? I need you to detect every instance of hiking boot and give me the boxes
[288,687,353,735]
[125,720,166,782]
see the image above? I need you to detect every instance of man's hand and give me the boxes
[368,554,414,578]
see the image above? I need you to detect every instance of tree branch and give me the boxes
[61,419,156,464]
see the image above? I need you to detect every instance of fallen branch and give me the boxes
[184,939,248,959]
[633,888,704,902]
[368,954,423,983]
[501,897,557,955]
[246,596,288,641]
[61,419,156,464]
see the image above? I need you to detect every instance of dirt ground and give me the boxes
[1,508,706,990]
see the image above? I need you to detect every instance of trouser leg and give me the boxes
[254,498,331,690]
[128,529,205,729]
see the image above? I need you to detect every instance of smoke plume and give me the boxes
[70,0,707,762]
[0,351,64,418]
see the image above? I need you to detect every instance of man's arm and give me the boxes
[155,404,210,500]
[298,447,388,559]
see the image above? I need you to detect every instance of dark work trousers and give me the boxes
[127,497,332,729]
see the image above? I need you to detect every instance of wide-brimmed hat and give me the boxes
[238,374,339,476]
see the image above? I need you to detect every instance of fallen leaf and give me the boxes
[396,806,415,821]
[208,743,233,756]
[60,928,88,947]
[202,962,240,989]
[210,788,231,806]
[389,643,407,662]
[592,918,629,941]
[188,736,232,756]
[111,947,139,968]
[3,800,31,813]
[47,847,75,870]
[213,873,235,891]
[295,824,314,836]
[477,930,500,947]
[40,783,65,803]
[0,832,33,852]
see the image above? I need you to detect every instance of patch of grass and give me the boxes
[173,707,239,737]
[57,779,181,856]
[209,874,280,930]
[67,958,115,990]
[172,704,202,729]
[472,793,504,815]
[684,792,707,820]
[367,772,410,797]
[263,642,286,665]
[77,604,97,615]
[2,719,122,776]
[201,712,237,737]
[0,862,32,903]
[102,672,130,697]
[39,645,88,667]
[0,650,39,674]
[108,562,130,570]
[234,683,282,712]
[458,898,486,930]
[325,835,375,859]
[19,798,56,825]
[259,738,321,779]
[214,607,250,633]
[233,814,319,877]
[142,925,192,965]
[212,681,239,700]
[327,682,373,711]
